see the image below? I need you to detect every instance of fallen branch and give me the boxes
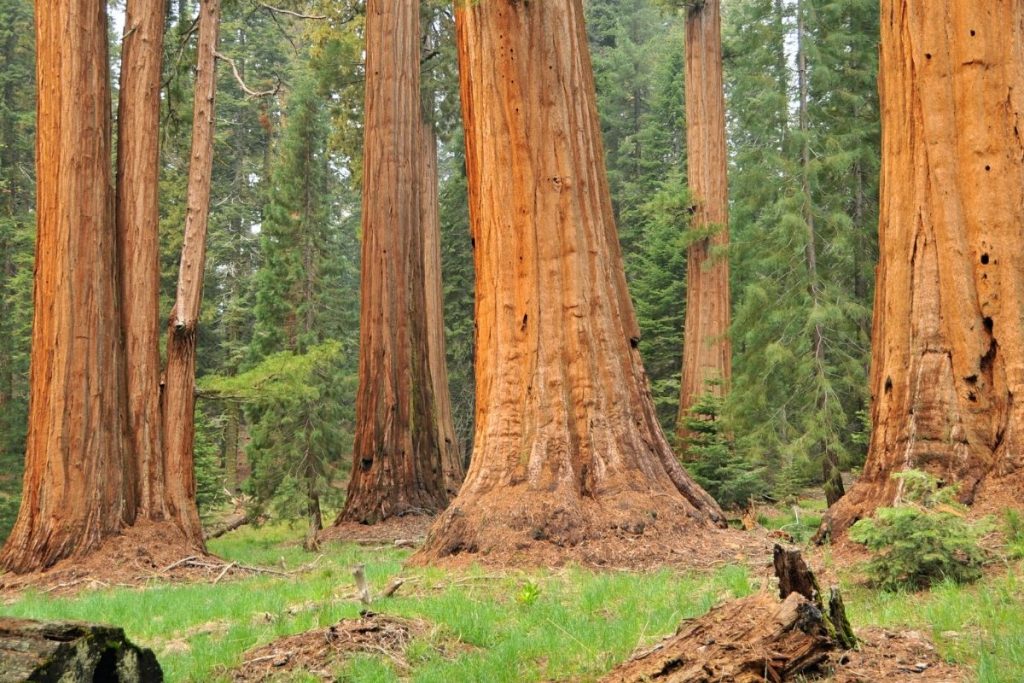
[213,562,237,585]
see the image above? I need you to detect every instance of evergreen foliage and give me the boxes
[682,387,765,509]
[201,343,352,521]
[850,471,991,592]
[724,0,878,496]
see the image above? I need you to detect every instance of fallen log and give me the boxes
[603,545,853,682]
[0,618,162,683]
[204,509,250,541]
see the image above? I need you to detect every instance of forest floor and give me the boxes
[0,498,1020,682]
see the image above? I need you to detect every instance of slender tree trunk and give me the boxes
[337,0,449,524]
[224,404,240,493]
[0,0,129,573]
[302,415,322,551]
[678,0,732,438]
[822,0,1024,536]
[419,0,724,564]
[162,0,221,548]
[796,0,845,507]
[421,121,465,496]
[117,0,169,522]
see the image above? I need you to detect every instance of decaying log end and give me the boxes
[0,618,163,683]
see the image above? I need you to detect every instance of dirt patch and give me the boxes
[229,613,445,682]
[319,515,434,547]
[970,470,1024,520]
[0,521,297,598]
[823,627,966,682]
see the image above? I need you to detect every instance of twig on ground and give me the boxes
[213,562,237,585]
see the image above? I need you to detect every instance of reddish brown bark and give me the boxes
[418,0,724,563]
[678,0,732,438]
[822,0,1024,536]
[161,0,221,548]
[117,0,169,522]
[337,0,449,524]
[0,0,129,573]
[421,121,465,497]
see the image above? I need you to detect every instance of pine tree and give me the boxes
[248,70,345,548]
[725,0,878,499]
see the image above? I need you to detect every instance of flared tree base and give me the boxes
[413,488,762,570]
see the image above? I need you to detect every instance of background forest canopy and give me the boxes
[0,0,878,536]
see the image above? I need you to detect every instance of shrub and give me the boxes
[683,388,766,509]
[849,470,991,591]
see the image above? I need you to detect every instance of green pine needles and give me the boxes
[682,388,765,509]
[850,470,991,592]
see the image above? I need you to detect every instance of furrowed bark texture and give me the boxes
[678,0,732,436]
[421,122,465,497]
[420,0,724,562]
[823,0,1024,535]
[337,0,449,524]
[161,0,221,548]
[0,0,129,573]
[117,0,169,522]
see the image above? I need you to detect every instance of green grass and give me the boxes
[2,521,1023,681]
[850,567,1024,683]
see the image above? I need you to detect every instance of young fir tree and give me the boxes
[725,0,878,499]
[247,71,347,549]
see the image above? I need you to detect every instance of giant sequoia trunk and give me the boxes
[161,0,221,548]
[0,0,129,573]
[117,0,169,522]
[822,0,1024,536]
[677,0,732,439]
[421,122,465,497]
[337,0,449,524]
[418,0,724,563]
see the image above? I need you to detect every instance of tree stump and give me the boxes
[773,544,856,649]
[0,618,162,683]
[603,545,855,682]
[602,592,832,682]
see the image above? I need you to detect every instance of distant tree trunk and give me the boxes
[678,0,732,440]
[419,0,724,562]
[224,403,240,493]
[0,0,129,573]
[337,0,449,524]
[162,0,221,548]
[796,0,844,507]
[117,0,169,522]
[421,121,465,496]
[822,0,1024,536]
